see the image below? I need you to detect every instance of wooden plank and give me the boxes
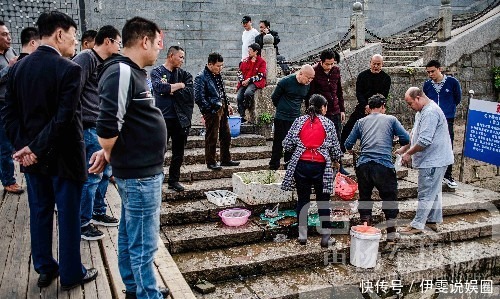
[89,241,113,299]
[154,238,196,299]
[0,193,19,284]
[81,241,97,299]
[12,194,31,298]
[40,213,58,298]
[55,214,70,299]
[27,259,41,298]
[100,186,125,299]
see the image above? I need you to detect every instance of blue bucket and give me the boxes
[228,116,241,137]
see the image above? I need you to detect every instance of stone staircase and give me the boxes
[160,132,500,298]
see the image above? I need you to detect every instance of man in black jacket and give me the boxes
[340,54,391,152]
[194,52,239,170]
[255,20,280,55]
[151,46,194,192]
[3,11,101,290]
[97,16,168,299]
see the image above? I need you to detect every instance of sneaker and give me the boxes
[81,224,105,241]
[5,183,24,194]
[443,176,458,188]
[339,167,350,176]
[92,214,119,227]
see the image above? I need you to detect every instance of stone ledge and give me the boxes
[173,210,499,285]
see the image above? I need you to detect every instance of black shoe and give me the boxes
[207,163,222,171]
[38,271,59,288]
[168,181,185,192]
[220,160,240,167]
[92,214,119,227]
[61,268,98,291]
[269,165,279,170]
[124,286,170,299]
[81,224,105,241]
[240,118,247,124]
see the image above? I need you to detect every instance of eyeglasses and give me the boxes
[109,38,122,47]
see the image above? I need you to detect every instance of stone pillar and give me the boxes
[438,0,452,41]
[261,33,277,84]
[350,2,365,50]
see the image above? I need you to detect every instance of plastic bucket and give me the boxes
[228,116,241,137]
[349,227,381,268]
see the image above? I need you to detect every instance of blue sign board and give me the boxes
[464,99,500,166]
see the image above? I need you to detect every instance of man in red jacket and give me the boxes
[236,43,267,123]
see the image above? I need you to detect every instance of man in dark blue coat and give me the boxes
[2,11,104,290]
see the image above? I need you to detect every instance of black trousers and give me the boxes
[269,118,293,169]
[165,118,188,184]
[294,160,331,229]
[340,107,365,152]
[355,161,398,220]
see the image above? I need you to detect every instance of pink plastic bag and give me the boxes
[335,172,358,201]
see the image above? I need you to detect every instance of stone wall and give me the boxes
[78,0,484,75]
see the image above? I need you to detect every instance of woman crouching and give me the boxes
[281,94,343,247]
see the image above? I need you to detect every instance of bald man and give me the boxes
[269,64,315,170]
[396,87,453,235]
[341,54,391,153]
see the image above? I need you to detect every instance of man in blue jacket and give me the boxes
[423,60,462,188]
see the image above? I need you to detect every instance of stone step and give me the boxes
[223,75,238,81]
[382,55,420,61]
[161,168,412,225]
[162,188,499,253]
[162,165,416,202]
[168,134,266,150]
[226,85,237,94]
[193,236,500,298]
[163,177,232,202]
[165,142,274,165]
[383,50,423,57]
[223,80,238,87]
[383,60,418,67]
[383,45,425,52]
[173,158,274,182]
[173,210,500,284]
[222,70,239,77]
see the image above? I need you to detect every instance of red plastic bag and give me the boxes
[335,172,358,201]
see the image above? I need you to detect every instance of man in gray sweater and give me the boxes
[397,87,454,234]
[345,94,409,243]
[72,25,121,240]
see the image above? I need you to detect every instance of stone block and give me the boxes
[232,170,295,205]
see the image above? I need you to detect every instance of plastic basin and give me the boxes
[218,208,251,227]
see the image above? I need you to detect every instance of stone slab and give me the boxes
[163,220,264,254]
[169,134,266,150]
[172,210,499,284]
[162,178,232,202]
[165,143,273,166]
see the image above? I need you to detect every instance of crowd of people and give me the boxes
[0,10,462,297]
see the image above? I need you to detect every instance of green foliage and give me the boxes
[493,67,500,91]
[405,67,416,76]
[257,112,273,125]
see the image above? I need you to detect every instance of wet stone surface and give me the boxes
[163,220,264,253]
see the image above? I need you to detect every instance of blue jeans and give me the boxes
[115,173,164,299]
[25,173,87,285]
[0,113,16,186]
[80,128,112,227]
[411,166,447,229]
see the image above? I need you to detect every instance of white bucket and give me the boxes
[349,227,381,268]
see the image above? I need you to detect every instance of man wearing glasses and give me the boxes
[72,25,122,241]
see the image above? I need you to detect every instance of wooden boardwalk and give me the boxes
[0,169,195,299]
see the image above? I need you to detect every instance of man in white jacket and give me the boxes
[241,16,259,60]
